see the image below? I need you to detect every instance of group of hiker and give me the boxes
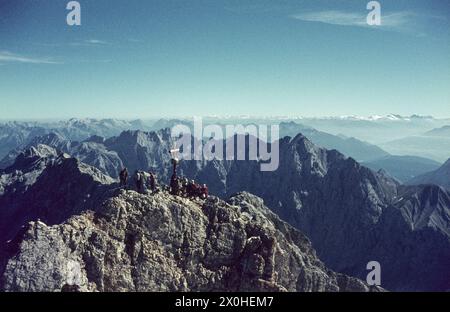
[168,158,208,199]
[119,168,159,194]
[118,156,208,200]
[170,175,209,199]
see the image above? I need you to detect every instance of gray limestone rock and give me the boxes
[2,190,376,292]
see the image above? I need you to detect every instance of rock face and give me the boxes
[0,145,115,244]
[366,185,450,291]
[408,158,450,190]
[103,129,175,179]
[1,190,374,292]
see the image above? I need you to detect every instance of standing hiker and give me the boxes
[148,171,158,192]
[134,170,144,193]
[119,167,128,187]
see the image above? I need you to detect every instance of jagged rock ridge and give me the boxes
[0,145,114,243]
[2,190,375,292]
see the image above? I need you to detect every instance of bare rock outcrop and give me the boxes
[2,190,375,292]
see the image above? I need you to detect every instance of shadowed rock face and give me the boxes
[0,146,115,243]
[365,185,450,291]
[1,190,375,292]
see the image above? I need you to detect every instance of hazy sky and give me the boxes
[0,0,449,119]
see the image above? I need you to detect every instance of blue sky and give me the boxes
[0,0,449,119]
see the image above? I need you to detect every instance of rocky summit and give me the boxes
[1,189,375,292]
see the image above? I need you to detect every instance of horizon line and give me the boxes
[1,114,450,122]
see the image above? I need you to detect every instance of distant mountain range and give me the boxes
[380,134,450,163]
[408,159,450,190]
[279,122,389,162]
[0,122,48,161]
[0,132,124,178]
[0,119,154,161]
[363,155,442,183]
[425,125,450,137]
[2,116,449,159]
[3,118,446,185]
[295,115,450,146]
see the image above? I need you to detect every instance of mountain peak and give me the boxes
[443,158,450,168]
[289,133,320,155]
[25,144,58,159]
